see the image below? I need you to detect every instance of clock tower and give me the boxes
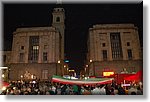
[52,7,65,60]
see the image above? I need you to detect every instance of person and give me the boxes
[61,84,67,95]
[65,85,70,95]
[82,86,91,95]
[136,86,142,95]
[128,86,137,95]
[91,86,100,95]
[114,85,118,95]
[51,85,56,94]
[56,85,61,95]
[73,85,78,95]
[118,85,125,95]
[105,84,111,95]
[131,92,136,95]
[110,88,115,95]
[77,85,81,95]
[49,87,55,95]
[99,85,106,95]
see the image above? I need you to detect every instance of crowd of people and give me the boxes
[1,80,143,95]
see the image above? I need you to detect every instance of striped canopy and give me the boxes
[52,75,113,85]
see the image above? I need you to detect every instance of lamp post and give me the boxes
[0,67,8,82]
[64,65,67,75]
[90,60,95,76]
[2,74,4,78]
[93,62,95,76]
[56,60,61,75]
[85,64,89,77]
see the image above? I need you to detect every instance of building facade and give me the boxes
[2,7,65,81]
[86,24,142,77]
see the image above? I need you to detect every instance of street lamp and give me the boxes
[90,60,93,63]
[2,74,4,78]
[85,67,86,72]
[56,60,61,75]
[90,59,95,76]
[58,60,61,63]
[67,68,69,74]
[21,75,23,78]
[31,75,34,79]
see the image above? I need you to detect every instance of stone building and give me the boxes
[2,7,65,81]
[86,24,142,77]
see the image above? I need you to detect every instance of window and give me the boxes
[3,55,6,62]
[102,43,106,47]
[110,33,123,60]
[102,50,107,60]
[19,53,24,62]
[44,45,48,49]
[127,49,132,59]
[42,70,48,79]
[56,17,60,22]
[28,36,39,63]
[43,52,48,62]
[127,42,130,46]
[33,46,39,50]
[21,46,24,50]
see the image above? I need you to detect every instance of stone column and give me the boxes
[38,32,42,63]
[48,32,52,63]
[25,35,29,63]
[107,32,113,61]
[120,32,127,60]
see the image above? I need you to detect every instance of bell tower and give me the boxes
[52,7,65,60]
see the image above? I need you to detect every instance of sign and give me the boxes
[103,72,114,77]
[64,60,69,63]
[121,84,131,86]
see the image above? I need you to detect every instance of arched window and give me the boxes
[56,17,60,22]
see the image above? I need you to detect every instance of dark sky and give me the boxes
[3,3,143,74]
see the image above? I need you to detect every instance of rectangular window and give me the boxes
[21,46,24,50]
[102,50,107,60]
[42,70,48,79]
[127,49,132,59]
[3,55,6,62]
[102,43,106,47]
[43,52,48,62]
[44,45,48,49]
[19,53,24,62]
[110,32,123,60]
[28,36,39,63]
[56,17,60,22]
[127,42,130,46]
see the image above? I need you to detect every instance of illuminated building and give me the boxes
[2,7,65,80]
[87,24,142,76]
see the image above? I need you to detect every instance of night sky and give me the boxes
[3,2,143,74]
